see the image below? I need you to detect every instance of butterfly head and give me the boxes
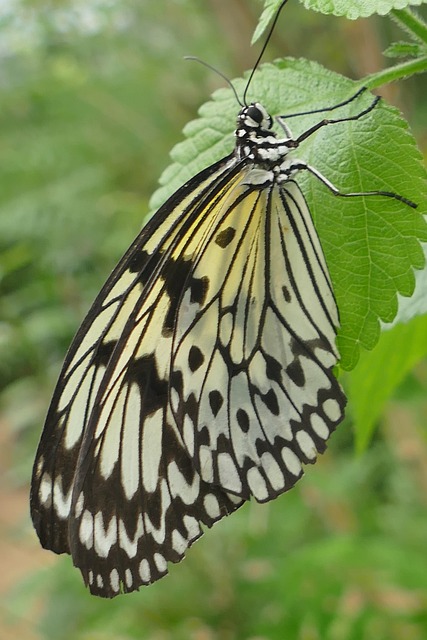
[237,102,273,133]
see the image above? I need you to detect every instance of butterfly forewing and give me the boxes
[30,156,239,555]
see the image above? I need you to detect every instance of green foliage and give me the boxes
[348,314,427,452]
[255,0,426,34]
[384,41,427,57]
[301,0,426,19]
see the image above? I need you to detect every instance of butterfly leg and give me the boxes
[278,86,368,120]
[287,160,417,209]
[294,95,381,145]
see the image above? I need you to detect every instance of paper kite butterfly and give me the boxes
[30,0,416,598]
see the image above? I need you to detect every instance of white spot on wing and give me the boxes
[182,414,195,457]
[125,569,133,588]
[94,512,117,558]
[39,473,52,506]
[154,553,167,573]
[323,398,342,422]
[95,369,126,439]
[204,493,220,519]
[281,447,302,476]
[139,558,151,583]
[119,516,144,558]
[35,456,44,478]
[261,452,285,491]
[172,529,188,554]
[75,491,84,518]
[218,452,242,494]
[198,446,214,482]
[167,460,199,505]
[183,515,200,541]
[110,568,120,593]
[311,414,330,439]
[63,363,104,450]
[79,510,94,549]
[99,394,122,480]
[141,409,163,494]
[53,477,72,519]
[296,432,317,460]
[247,466,269,501]
[170,388,179,414]
[120,383,141,500]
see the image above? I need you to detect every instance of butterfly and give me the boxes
[30,2,416,598]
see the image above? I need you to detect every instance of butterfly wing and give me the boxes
[31,155,245,597]
[171,175,346,499]
[31,154,345,598]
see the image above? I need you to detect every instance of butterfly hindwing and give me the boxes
[171,175,346,502]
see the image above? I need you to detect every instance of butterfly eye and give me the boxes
[246,105,264,123]
[244,103,273,130]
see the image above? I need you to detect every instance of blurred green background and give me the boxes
[1,1,426,638]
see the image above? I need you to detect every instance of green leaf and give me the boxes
[301,0,426,20]
[348,314,427,452]
[252,0,284,44]
[388,245,427,324]
[384,41,426,58]
[150,58,427,371]
[391,8,427,46]
[254,2,427,39]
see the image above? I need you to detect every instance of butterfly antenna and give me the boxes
[243,0,290,106]
[184,56,244,107]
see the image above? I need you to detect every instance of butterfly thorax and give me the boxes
[234,102,295,174]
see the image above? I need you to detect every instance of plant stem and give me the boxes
[391,8,427,45]
[361,56,427,90]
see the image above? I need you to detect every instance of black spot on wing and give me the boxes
[236,408,250,433]
[95,340,117,367]
[262,389,279,415]
[188,346,204,372]
[215,226,236,248]
[125,353,168,414]
[128,249,151,274]
[282,285,291,303]
[198,425,210,446]
[264,353,282,382]
[183,392,198,425]
[209,390,223,417]
[286,359,305,387]
[162,256,194,336]
[128,249,161,287]
[190,276,209,305]
[170,369,183,395]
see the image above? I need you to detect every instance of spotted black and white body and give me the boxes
[30,98,353,598]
